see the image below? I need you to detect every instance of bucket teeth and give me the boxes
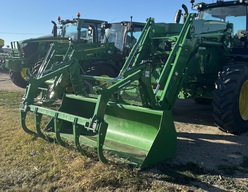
[21,102,110,164]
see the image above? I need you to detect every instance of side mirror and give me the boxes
[174,10,182,23]
[182,4,189,23]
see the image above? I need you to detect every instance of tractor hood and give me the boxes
[19,34,69,44]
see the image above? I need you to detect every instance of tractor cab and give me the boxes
[102,20,144,52]
[54,14,106,44]
[192,0,248,53]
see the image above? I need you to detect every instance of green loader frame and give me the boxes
[19,1,248,168]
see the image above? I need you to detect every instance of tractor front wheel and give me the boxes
[9,70,28,88]
[212,62,248,134]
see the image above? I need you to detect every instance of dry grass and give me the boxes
[0,91,247,192]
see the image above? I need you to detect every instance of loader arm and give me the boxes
[119,17,154,75]
[21,43,80,106]
[90,18,160,127]
[93,14,196,121]
[155,14,196,109]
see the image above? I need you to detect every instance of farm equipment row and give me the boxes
[0,39,11,71]
[4,14,144,88]
[5,0,248,168]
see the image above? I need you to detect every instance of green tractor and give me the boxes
[0,39,11,71]
[29,19,144,101]
[5,14,107,88]
[0,38,5,70]
[20,0,248,168]
[0,38,4,52]
[5,14,144,88]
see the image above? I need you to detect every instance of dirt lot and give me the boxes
[0,72,25,94]
[0,72,247,174]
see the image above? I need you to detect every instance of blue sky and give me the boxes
[0,0,213,47]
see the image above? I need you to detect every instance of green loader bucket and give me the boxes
[27,94,177,168]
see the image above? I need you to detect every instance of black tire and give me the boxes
[9,70,28,88]
[212,62,248,134]
[84,65,118,94]
[32,59,44,75]
[194,98,212,105]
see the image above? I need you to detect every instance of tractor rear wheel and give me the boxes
[9,70,28,88]
[212,62,248,134]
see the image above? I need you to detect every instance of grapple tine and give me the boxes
[34,108,46,139]
[72,118,84,153]
[20,109,37,136]
[97,121,108,163]
[54,113,67,147]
